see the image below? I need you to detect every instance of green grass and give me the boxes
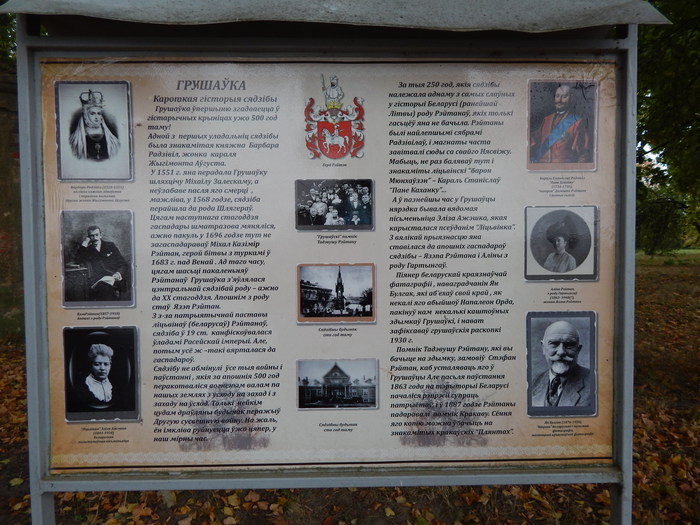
[636,249,700,267]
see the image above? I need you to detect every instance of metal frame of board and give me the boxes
[13,14,639,524]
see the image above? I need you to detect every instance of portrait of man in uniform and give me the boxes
[528,80,597,171]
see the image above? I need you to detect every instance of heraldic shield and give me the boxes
[305,96,365,159]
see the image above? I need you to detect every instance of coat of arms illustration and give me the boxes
[305,75,365,159]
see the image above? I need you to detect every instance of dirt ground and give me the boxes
[0,253,698,524]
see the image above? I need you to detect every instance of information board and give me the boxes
[40,59,617,472]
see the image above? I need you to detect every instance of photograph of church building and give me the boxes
[297,359,378,409]
[298,264,375,322]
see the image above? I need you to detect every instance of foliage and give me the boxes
[638,0,700,198]
[0,14,14,68]
[636,186,687,254]
[0,12,21,339]
[681,192,700,246]
[360,287,372,308]
[1,253,699,523]
[636,1,700,251]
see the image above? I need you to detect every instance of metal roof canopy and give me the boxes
[0,0,668,33]
[8,1,667,525]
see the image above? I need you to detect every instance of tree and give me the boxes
[636,190,687,254]
[0,14,15,68]
[638,1,700,196]
[636,0,700,250]
[360,288,373,314]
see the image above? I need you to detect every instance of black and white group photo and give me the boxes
[298,263,375,322]
[295,179,374,230]
[61,209,134,307]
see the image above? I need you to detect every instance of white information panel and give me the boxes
[40,59,617,473]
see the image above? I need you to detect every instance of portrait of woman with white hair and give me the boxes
[82,343,115,409]
[64,327,138,421]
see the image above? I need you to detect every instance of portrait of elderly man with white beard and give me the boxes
[528,314,596,416]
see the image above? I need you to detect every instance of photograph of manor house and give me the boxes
[298,264,375,322]
[297,359,378,409]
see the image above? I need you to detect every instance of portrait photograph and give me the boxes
[525,205,598,281]
[295,179,374,231]
[64,326,139,422]
[526,311,597,417]
[55,81,133,181]
[298,263,375,323]
[60,209,135,307]
[527,80,597,171]
[297,359,378,409]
